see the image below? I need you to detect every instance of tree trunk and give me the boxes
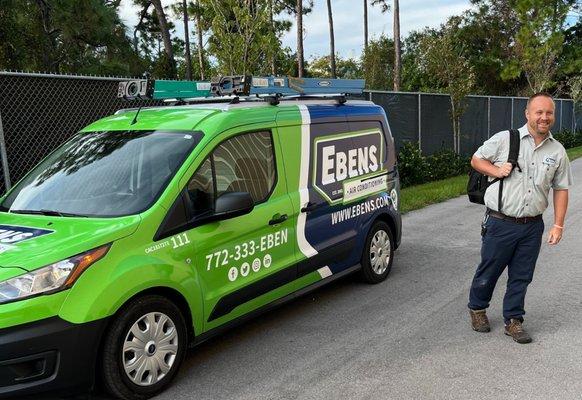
[270,0,276,75]
[151,0,176,77]
[133,2,151,54]
[183,0,192,80]
[450,98,459,154]
[393,0,401,91]
[363,0,368,52]
[296,0,304,78]
[35,0,59,72]
[195,0,205,80]
[326,0,336,78]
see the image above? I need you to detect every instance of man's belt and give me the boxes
[487,209,543,224]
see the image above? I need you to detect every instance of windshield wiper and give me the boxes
[9,209,88,218]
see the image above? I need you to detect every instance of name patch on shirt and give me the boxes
[542,155,556,166]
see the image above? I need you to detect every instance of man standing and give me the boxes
[468,93,573,344]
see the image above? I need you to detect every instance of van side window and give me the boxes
[187,157,214,217]
[213,131,275,203]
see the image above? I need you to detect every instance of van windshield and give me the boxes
[1,130,203,217]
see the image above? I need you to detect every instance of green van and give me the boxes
[0,78,401,399]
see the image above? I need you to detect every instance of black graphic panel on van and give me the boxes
[0,225,54,244]
[313,130,384,204]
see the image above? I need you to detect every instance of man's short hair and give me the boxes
[527,92,554,109]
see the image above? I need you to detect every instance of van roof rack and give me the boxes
[117,75,365,103]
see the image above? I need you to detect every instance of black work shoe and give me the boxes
[469,309,490,332]
[504,319,532,344]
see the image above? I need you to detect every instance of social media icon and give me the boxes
[228,267,238,282]
[252,258,261,272]
[263,254,272,268]
[240,262,250,277]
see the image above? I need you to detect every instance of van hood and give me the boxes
[0,212,141,272]
[0,265,27,282]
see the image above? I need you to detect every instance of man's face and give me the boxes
[525,96,555,135]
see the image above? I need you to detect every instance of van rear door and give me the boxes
[276,105,361,280]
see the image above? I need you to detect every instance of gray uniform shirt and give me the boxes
[474,124,573,218]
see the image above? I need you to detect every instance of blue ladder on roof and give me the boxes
[117,75,365,100]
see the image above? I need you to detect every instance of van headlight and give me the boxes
[0,244,110,304]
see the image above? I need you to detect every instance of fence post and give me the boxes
[0,109,11,191]
[487,97,491,138]
[510,97,514,129]
[458,100,461,154]
[418,93,422,151]
[572,100,578,132]
[559,99,563,132]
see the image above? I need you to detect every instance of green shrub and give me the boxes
[397,129,582,190]
[426,148,470,181]
[553,130,582,149]
[397,142,470,188]
[397,141,428,187]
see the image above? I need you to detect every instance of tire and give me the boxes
[360,221,395,284]
[101,295,188,400]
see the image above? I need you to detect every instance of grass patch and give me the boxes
[567,146,582,161]
[400,174,468,213]
[400,145,582,214]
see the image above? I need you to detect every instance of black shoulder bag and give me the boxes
[467,129,521,212]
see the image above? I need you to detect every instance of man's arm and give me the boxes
[471,156,512,179]
[547,189,568,245]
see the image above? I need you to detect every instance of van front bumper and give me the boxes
[0,316,109,399]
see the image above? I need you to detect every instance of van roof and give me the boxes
[81,99,380,134]
[115,98,375,113]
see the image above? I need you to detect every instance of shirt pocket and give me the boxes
[534,163,558,190]
[517,153,526,172]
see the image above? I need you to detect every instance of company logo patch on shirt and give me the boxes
[0,225,54,244]
[543,155,557,166]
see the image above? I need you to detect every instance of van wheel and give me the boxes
[360,221,394,284]
[101,295,187,400]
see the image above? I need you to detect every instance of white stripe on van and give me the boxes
[297,105,318,258]
[318,266,332,279]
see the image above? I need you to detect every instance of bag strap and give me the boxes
[508,129,521,170]
[498,129,521,212]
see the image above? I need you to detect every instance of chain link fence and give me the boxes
[0,71,161,194]
[0,71,578,195]
[369,91,577,156]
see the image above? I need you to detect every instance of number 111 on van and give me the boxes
[171,233,191,249]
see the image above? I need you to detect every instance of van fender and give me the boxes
[58,260,204,337]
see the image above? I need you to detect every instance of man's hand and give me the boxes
[549,189,568,246]
[547,226,563,245]
[495,162,513,179]
[471,157,513,179]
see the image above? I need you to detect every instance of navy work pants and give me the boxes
[468,216,544,323]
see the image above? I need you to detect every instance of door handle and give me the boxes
[269,213,288,225]
[300,202,321,213]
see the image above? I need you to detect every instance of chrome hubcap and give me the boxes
[370,230,391,275]
[122,312,179,386]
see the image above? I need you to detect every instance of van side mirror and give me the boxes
[155,191,255,241]
[214,191,254,220]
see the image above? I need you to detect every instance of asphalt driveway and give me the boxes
[84,157,581,400]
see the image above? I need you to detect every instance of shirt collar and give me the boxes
[519,124,554,141]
